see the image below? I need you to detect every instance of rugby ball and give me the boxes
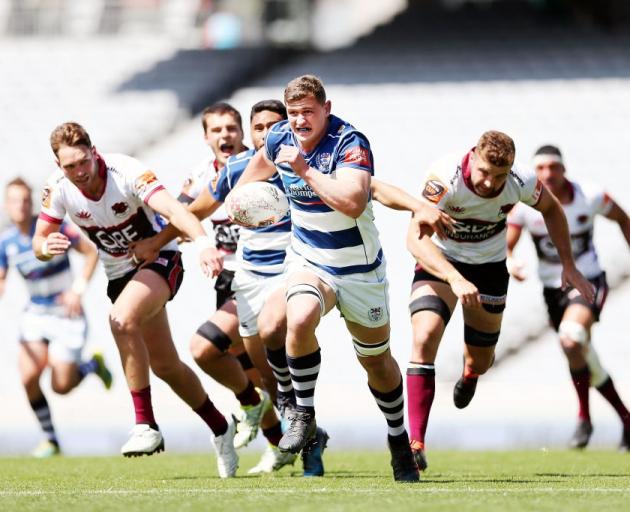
[225,181,289,228]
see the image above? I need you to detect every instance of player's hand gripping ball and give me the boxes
[225,182,289,228]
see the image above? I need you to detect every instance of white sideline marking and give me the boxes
[1,488,629,497]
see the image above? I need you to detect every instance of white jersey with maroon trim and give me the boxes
[508,181,612,287]
[420,150,543,264]
[180,156,239,271]
[39,153,177,280]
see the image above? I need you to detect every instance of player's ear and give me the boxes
[324,100,331,116]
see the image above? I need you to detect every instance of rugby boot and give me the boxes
[32,439,61,458]
[302,427,329,476]
[121,424,164,457]
[453,376,478,409]
[388,432,420,482]
[278,409,316,454]
[409,439,428,471]
[569,419,593,449]
[233,387,272,449]
[248,444,297,474]
[212,418,239,478]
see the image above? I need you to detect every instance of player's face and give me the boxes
[203,112,244,167]
[250,110,284,151]
[5,185,32,224]
[470,152,511,197]
[535,160,565,192]
[286,96,331,152]
[56,144,99,192]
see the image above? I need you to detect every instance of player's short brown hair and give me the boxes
[5,176,32,196]
[284,75,327,105]
[50,122,92,157]
[201,102,243,133]
[476,130,515,168]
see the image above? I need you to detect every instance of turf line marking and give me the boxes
[2,488,630,497]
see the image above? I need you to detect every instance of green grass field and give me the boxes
[1,450,629,511]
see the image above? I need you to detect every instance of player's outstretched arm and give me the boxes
[371,178,453,239]
[534,187,594,301]
[605,199,630,247]
[33,218,69,261]
[235,148,276,187]
[132,185,223,264]
[406,219,481,308]
[146,188,222,277]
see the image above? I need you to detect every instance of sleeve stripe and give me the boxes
[143,185,165,204]
[38,212,63,224]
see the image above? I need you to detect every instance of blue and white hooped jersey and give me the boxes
[264,115,383,276]
[212,149,291,276]
[0,218,79,306]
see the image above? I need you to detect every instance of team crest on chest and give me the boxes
[111,201,130,217]
[316,152,331,170]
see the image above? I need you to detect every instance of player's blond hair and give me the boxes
[50,122,92,157]
[284,75,327,105]
[476,130,515,167]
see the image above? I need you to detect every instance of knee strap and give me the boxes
[352,337,390,358]
[236,350,254,371]
[196,321,232,352]
[409,295,452,325]
[559,320,589,345]
[286,283,325,316]
[464,325,500,347]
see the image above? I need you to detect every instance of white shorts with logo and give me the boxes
[287,249,390,328]
[232,269,287,337]
[19,304,88,363]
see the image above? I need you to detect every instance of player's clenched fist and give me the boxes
[44,232,72,256]
[275,144,309,176]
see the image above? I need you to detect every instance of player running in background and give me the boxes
[406,131,595,471]
[34,122,239,478]
[175,102,275,455]
[236,75,452,482]
[507,144,630,450]
[0,177,112,458]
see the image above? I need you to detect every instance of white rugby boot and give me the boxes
[121,424,164,457]
[212,418,239,478]
[247,443,297,474]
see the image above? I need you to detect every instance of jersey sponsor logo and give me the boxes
[343,146,370,167]
[287,183,317,199]
[447,205,465,213]
[532,230,591,262]
[480,293,506,305]
[83,207,156,256]
[447,218,506,242]
[135,171,158,193]
[509,170,524,187]
[111,201,130,217]
[75,210,92,220]
[41,186,52,208]
[422,176,448,204]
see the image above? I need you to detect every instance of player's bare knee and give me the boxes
[109,312,140,339]
[559,320,589,349]
[151,359,181,381]
[258,315,286,347]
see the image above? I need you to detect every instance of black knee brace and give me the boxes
[196,321,232,352]
[409,295,452,325]
[464,325,500,347]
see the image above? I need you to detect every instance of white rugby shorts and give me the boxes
[19,304,87,363]
[287,248,390,328]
